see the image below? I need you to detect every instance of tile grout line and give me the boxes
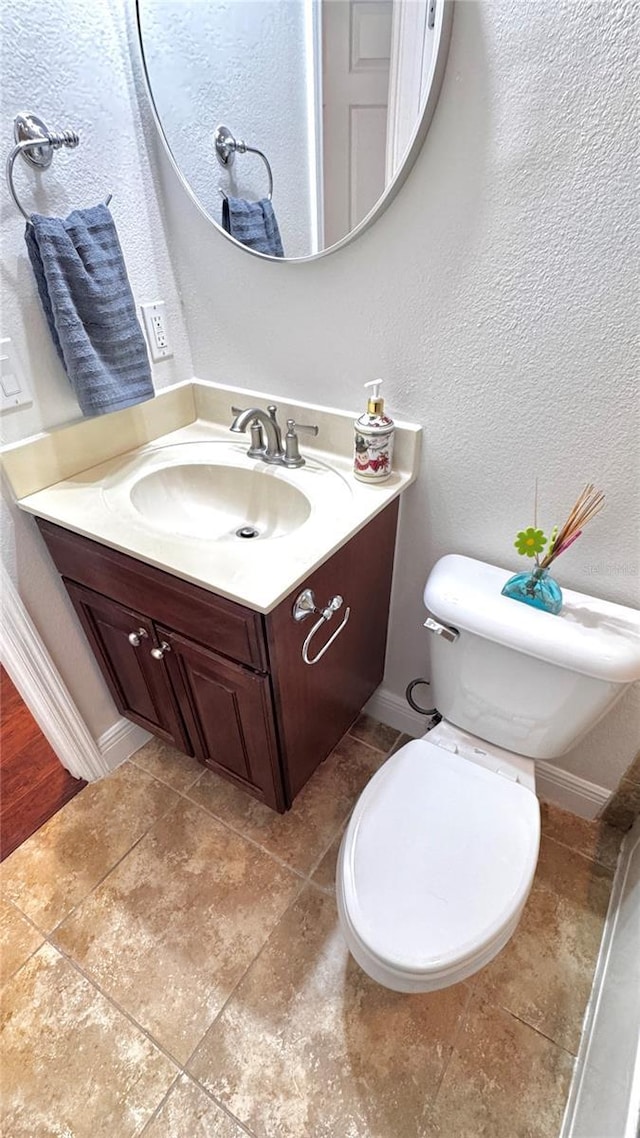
[44,936,189,1071]
[43,842,309,1080]
[128,726,398,887]
[50,792,185,936]
[40,933,262,1138]
[296,732,402,880]
[174,1078,260,1138]
[1,898,49,986]
[135,1066,260,1138]
[25,819,310,1131]
[2,773,184,937]
[169,775,310,883]
[4,731,396,1132]
[496,1002,581,1060]
[539,829,621,873]
[137,1072,183,1137]
[299,730,402,881]
[430,982,476,1109]
[177,880,316,1136]
[5,767,329,1112]
[346,730,399,757]
[182,871,311,1077]
[161,766,350,886]
[128,754,203,796]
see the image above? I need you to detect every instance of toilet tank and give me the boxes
[423,555,640,760]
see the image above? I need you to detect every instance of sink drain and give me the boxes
[236,525,260,539]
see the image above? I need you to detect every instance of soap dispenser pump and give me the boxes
[353,379,395,482]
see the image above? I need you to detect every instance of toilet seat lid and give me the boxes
[341,739,540,974]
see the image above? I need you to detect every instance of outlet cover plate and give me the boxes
[140,301,173,362]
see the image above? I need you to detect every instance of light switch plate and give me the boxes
[0,338,33,412]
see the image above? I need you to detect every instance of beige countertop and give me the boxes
[3,380,421,613]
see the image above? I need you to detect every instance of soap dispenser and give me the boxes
[353,380,395,482]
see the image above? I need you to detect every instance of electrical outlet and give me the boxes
[140,301,173,362]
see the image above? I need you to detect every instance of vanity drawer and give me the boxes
[36,519,268,672]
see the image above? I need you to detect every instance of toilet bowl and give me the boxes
[337,554,640,992]
[337,724,540,992]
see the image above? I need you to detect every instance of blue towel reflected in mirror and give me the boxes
[221,196,284,258]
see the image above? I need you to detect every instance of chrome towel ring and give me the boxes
[214,124,273,202]
[292,588,351,666]
[6,112,111,221]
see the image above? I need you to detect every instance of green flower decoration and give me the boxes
[514,527,548,557]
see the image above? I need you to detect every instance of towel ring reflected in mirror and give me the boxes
[6,112,112,222]
[135,0,454,263]
[214,125,273,203]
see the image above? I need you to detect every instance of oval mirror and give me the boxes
[136,0,453,262]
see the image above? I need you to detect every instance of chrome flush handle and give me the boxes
[424,617,459,643]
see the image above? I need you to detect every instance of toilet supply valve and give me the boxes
[405,678,438,718]
[292,587,351,665]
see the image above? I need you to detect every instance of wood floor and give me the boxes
[0,666,85,861]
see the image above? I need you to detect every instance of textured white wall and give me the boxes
[138,0,314,257]
[0,0,194,737]
[153,0,640,788]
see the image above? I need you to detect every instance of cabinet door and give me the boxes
[65,581,191,752]
[157,627,285,812]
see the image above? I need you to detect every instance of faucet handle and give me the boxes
[286,418,319,437]
[283,419,319,468]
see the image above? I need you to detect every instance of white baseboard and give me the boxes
[1,564,107,782]
[365,685,430,739]
[98,719,150,772]
[535,762,609,820]
[364,686,611,820]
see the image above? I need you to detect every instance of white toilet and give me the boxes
[337,554,640,992]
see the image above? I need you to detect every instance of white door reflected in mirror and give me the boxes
[136,0,453,262]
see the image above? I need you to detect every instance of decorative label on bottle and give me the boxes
[353,379,395,483]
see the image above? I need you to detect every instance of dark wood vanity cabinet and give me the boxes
[36,498,398,812]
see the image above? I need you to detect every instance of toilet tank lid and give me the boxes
[424,555,640,684]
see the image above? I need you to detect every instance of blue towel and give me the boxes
[222,196,284,258]
[25,204,154,417]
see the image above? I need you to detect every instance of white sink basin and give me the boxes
[129,462,311,541]
[102,440,352,545]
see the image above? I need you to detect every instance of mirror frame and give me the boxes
[135,0,454,263]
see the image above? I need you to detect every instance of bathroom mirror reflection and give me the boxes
[136,0,453,261]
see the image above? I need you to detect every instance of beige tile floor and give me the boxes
[0,715,623,1138]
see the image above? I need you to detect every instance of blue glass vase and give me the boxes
[501,566,563,615]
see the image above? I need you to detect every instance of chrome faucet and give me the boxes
[230,404,283,463]
[230,404,318,467]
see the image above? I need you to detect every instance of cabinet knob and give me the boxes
[150,641,171,660]
[128,628,148,647]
